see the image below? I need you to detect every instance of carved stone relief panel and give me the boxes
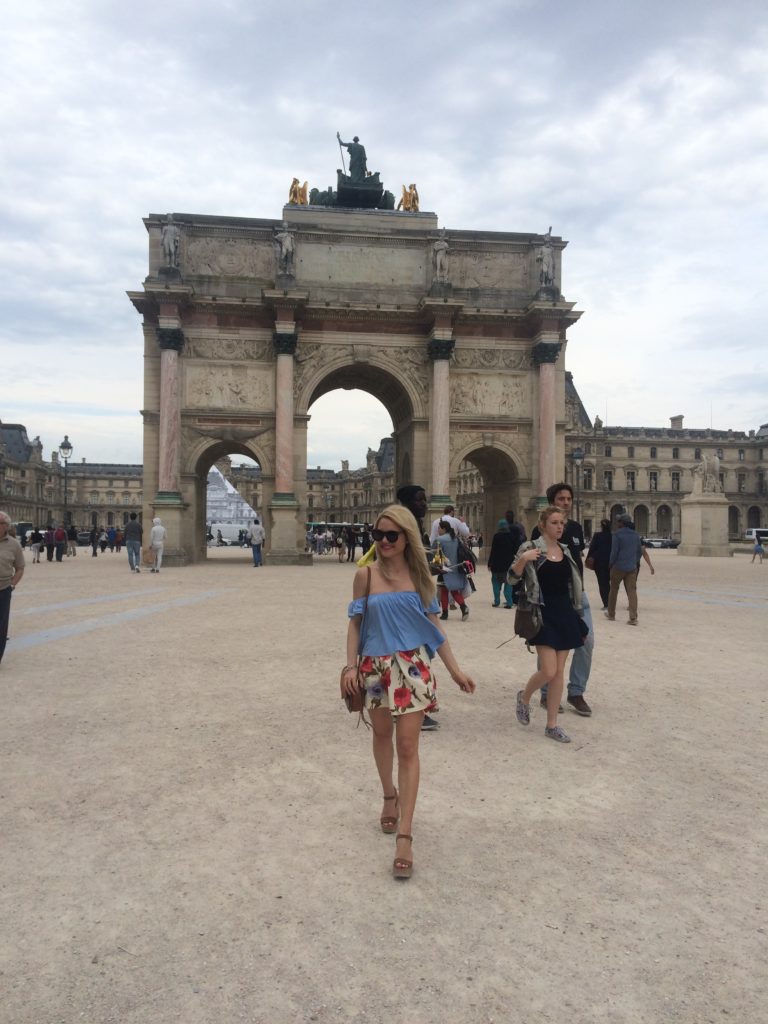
[185,237,274,278]
[451,250,528,290]
[298,242,425,287]
[185,337,272,361]
[450,373,530,417]
[185,365,274,410]
[453,348,531,370]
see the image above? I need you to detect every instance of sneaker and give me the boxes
[604,612,615,620]
[449,604,457,611]
[627,619,638,626]
[421,715,440,731]
[545,725,571,743]
[135,567,140,573]
[567,694,592,717]
[515,690,530,726]
[492,602,500,607]
[460,606,469,620]
[540,694,564,712]
[439,611,448,620]
[503,604,513,609]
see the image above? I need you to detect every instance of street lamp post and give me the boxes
[59,435,73,526]
[570,446,584,524]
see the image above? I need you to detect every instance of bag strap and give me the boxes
[354,567,372,729]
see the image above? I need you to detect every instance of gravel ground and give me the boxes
[1,546,766,1024]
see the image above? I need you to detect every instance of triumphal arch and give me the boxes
[129,145,581,564]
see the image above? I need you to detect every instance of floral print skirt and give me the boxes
[358,646,438,717]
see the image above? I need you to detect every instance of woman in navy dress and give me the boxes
[509,506,587,744]
[341,504,476,879]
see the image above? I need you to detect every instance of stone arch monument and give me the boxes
[129,195,581,565]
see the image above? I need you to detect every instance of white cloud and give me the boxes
[1,0,767,467]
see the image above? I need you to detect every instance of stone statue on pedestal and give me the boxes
[161,214,180,268]
[433,231,449,283]
[536,226,555,289]
[336,133,368,182]
[274,223,295,277]
[693,454,722,494]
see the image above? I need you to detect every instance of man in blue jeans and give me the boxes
[123,512,143,573]
[249,518,266,567]
[532,482,594,716]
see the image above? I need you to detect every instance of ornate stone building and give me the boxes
[563,411,767,541]
[0,420,143,529]
[130,204,581,564]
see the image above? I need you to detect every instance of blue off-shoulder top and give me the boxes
[348,591,444,657]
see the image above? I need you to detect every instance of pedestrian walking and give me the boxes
[510,506,589,744]
[0,511,25,668]
[124,513,143,572]
[66,524,78,557]
[752,540,764,564]
[487,518,517,608]
[586,519,612,609]
[248,518,266,567]
[149,517,167,573]
[606,514,643,625]
[30,528,43,563]
[341,505,476,880]
[432,520,470,621]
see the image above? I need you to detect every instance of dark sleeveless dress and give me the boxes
[530,556,587,651]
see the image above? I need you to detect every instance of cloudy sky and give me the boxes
[2,0,766,470]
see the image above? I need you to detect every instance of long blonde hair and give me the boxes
[375,504,435,607]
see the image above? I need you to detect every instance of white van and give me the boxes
[744,528,768,543]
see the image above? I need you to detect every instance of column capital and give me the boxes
[274,331,298,356]
[156,327,185,352]
[428,338,455,361]
[532,341,561,366]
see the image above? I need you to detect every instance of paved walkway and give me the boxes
[2,547,766,1023]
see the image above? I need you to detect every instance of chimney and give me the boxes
[670,415,684,430]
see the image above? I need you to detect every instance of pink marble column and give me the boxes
[428,336,454,501]
[274,332,297,496]
[533,342,561,497]
[157,328,184,495]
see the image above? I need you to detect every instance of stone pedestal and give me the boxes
[149,498,190,566]
[268,496,311,565]
[678,492,729,556]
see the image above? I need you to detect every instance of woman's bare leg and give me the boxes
[394,710,424,864]
[370,707,396,819]
[522,646,557,705]
[545,650,570,728]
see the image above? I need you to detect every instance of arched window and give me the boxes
[747,506,761,528]
[656,505,672,535]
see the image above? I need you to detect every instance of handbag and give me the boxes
[341,566,371,721]
[514,557,543,641]
[514,604,543,641]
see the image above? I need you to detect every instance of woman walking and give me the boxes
[431,520,470,621]
[586,518,612,609]
[149,517,167,573]
[341,505,476,880]
[509,506,587,744]
[487,518,517,608]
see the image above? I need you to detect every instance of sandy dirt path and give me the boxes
[1,546,766,1023]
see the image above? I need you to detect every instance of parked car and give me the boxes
[77,530,93,546]
[642,537,679,548]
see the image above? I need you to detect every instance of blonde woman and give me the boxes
[341,505,476,880]
[509,506,587,744]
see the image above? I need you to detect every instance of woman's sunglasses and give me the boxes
[372,528,404,543]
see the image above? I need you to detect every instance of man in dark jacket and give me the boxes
[606,514,643,625]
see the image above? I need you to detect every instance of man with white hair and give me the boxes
[428,504,470,545]
[0,511,25,666]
